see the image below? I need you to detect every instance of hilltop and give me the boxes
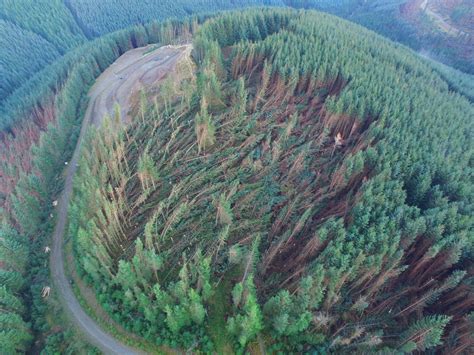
[1,3,472,354]
[68,9,474,353]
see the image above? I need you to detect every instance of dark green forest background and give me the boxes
[1,0,473,124]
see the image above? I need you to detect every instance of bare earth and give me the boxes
[420,0,465,36]
[50,44,190,354]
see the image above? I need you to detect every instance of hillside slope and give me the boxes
[0,0,86,101]
[70,9,473,353]
[66,0,285,36]
[293,0,474,74]
[0,0,283,107]
[2,0,472,112]
[400,0,473,73]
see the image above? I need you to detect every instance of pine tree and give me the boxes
[399,315,451,352]
[195,97,216,153]
[227,275,263,347]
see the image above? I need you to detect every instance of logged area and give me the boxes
[399,0,473,73]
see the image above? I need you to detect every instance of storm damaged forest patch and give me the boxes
[67,9,473,354]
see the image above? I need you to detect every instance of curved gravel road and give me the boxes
[50,44,190,354]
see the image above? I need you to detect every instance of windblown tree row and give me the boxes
[70,9,473,353]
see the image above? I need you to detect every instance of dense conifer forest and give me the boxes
[66,0,286,36]
[0,2,472,354]
[68,9,473,353]
[1,0,472,116]
[0,0,284,109]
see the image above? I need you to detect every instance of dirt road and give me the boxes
[420,0,464,36]
[50,44,190,354]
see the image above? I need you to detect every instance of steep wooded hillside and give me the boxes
[0,18,198,353]
[70,9,474,353]
[66,0,285,36]
[0,0,86,102]
[2,0,472,114]
[287,0,474,74]
[0,0,284,108]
